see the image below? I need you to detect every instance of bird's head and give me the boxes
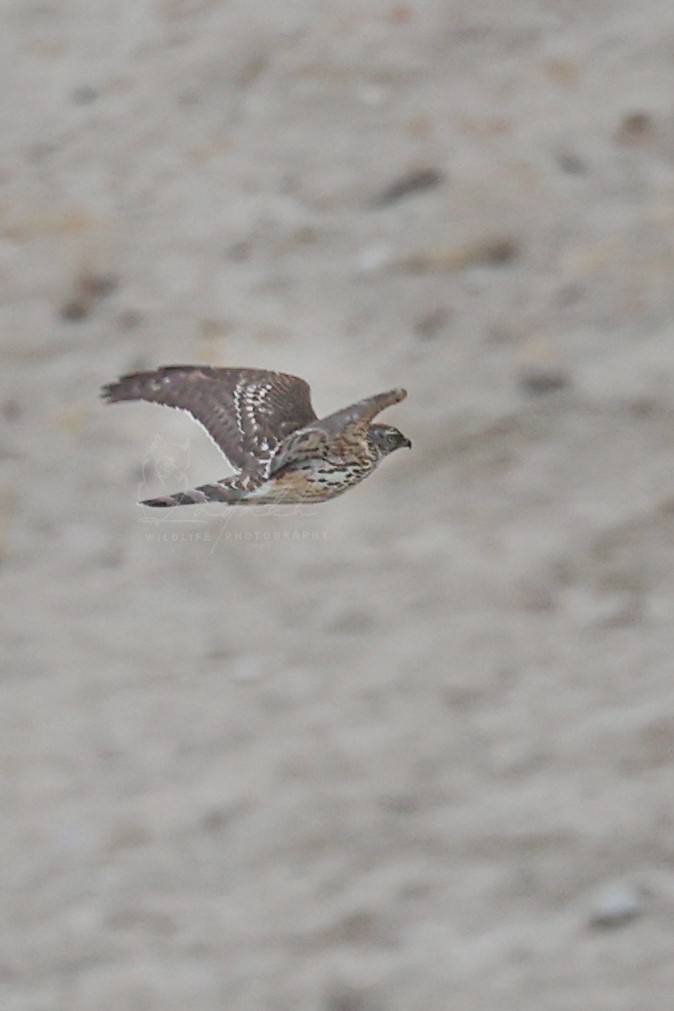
[368,423,412,458]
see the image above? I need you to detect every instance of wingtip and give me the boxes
[100,371,142,403]
[384,387,407,405]
[100,378,132,404]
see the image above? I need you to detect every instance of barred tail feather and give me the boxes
[140,480,246,507]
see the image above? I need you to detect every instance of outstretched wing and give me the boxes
[271,388,407,472]
[101,365,317,476]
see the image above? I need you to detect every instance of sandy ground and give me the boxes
[4,1,674,1008]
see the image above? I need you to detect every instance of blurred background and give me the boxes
[3,1,674,1009]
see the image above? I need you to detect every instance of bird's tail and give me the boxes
[141,477,247,508]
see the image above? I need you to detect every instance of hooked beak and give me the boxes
[402,437,412,449]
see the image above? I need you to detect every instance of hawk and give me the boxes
[101,366,410,506]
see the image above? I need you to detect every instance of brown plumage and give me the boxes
[101,366,410,506]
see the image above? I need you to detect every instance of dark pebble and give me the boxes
[59,299,90,322]
[415,306,450,340]
[373,167,444,207]
[615,111,653,146]
[518,367,571,395]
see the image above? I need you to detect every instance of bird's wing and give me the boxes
[101,365,317,476]
[270,388,407,471]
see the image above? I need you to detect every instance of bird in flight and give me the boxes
[101,366,410,506]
